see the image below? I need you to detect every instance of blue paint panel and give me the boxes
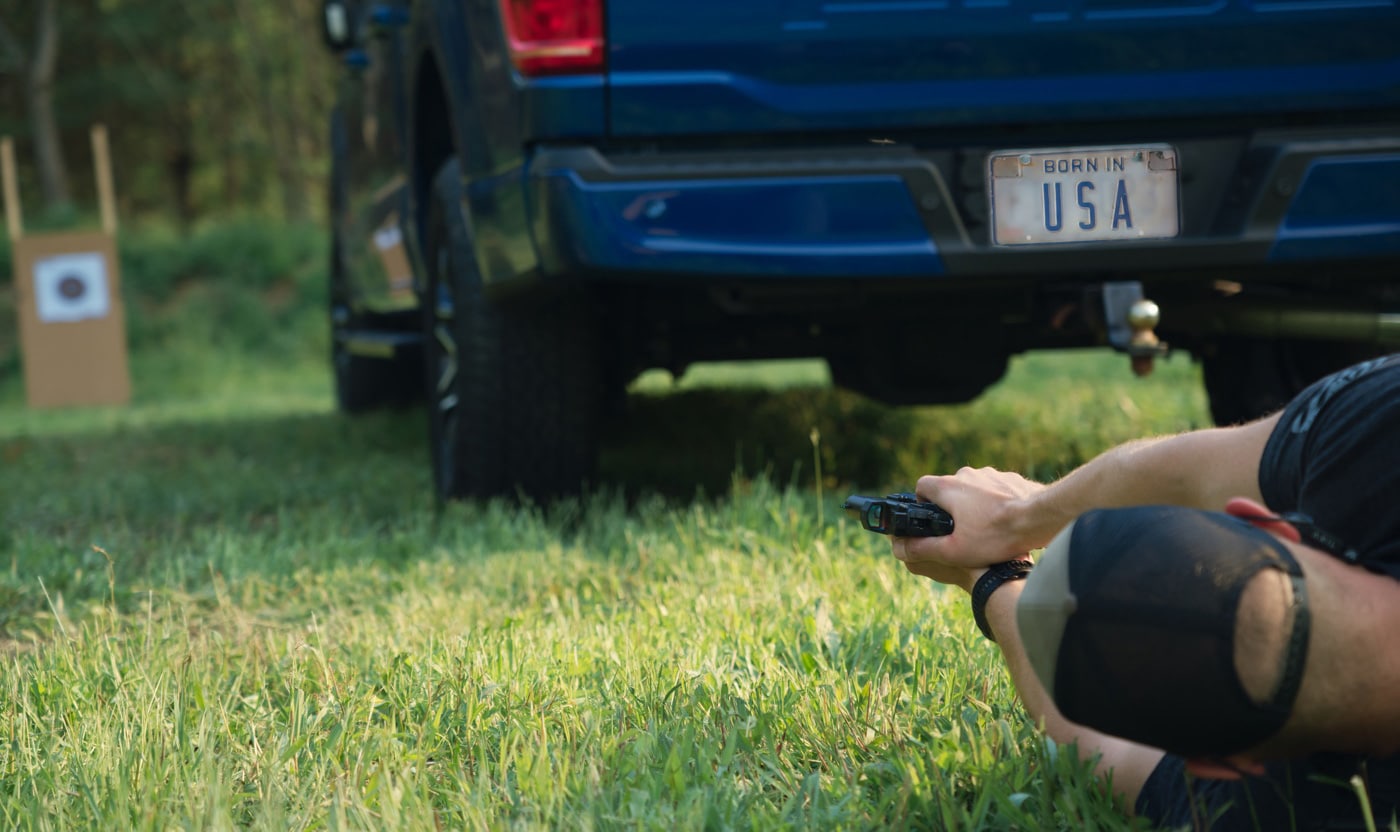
[1248,0,1392,10]
[1083,0,1227,20]
[608,58,1400,134]
[528,171,942,277]
[520,76,606,140]
[1271,155,1400,261]
[606,1,1400,135]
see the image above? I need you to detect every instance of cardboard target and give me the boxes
[5,127,131,408]
[14,232,131,408]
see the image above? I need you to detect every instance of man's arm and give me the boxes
[900,413,1281,568]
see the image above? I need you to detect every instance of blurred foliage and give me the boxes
[0,0,334,227]
[117,219,326,299]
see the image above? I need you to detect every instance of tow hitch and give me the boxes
[1103,281,1168,377]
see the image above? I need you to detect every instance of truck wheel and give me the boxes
[1201,338,1381,426]
[422,159,601,501]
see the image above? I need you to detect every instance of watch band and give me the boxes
[971,559,1035,642]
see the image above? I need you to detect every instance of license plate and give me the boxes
[988,145,1180,246]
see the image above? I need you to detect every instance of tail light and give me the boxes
[499,0,604,77]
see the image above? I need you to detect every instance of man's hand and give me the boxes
[890,543,986,594]
[896,467,1052,569]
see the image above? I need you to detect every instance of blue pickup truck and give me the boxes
[322,0,1400,500]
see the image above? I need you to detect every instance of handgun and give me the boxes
[844,492,954,537]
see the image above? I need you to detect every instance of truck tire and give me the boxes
[1201,338,1381,426]
[422,158,601,501]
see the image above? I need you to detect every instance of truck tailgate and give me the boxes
[605,0,1400,137]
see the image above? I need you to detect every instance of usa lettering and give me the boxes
[1042,178,1133,233]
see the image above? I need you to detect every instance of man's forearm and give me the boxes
[980,581,1164,806]
[1009,416,1279,550]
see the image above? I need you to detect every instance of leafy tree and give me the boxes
[1,0,335,228]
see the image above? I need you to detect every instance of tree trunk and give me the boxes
[27,0,72,216]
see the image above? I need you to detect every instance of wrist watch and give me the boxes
[971,559,1035,642]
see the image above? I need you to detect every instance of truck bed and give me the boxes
[606,0,1400,137]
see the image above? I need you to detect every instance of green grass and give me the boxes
[0,358,1206,829]
[0,227,1215,827]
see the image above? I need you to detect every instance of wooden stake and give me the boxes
[91,125,117,235]
[1,136,22,240]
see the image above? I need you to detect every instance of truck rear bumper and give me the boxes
[528,150,946,278]
[1271,152,1400,262]
[524,130,1400,283]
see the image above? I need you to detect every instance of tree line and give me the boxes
[1,0,336,229]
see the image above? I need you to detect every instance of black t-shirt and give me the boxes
[1259,353,1400,580]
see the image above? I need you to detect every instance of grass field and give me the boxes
[0,228,1215,828]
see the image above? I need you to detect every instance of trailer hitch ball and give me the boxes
[1128,299,1161,377]
[1102,281,1168,376]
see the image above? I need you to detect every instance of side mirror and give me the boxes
[321,0,355,52]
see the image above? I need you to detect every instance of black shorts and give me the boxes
[1135,753,1400,831]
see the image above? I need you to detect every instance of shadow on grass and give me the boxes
[1,363,1190,629]
[1,386,921,629]
[0,412,398,585]
[605,387,922,497]
[2,376,1150,555]
[1,386,917,542]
